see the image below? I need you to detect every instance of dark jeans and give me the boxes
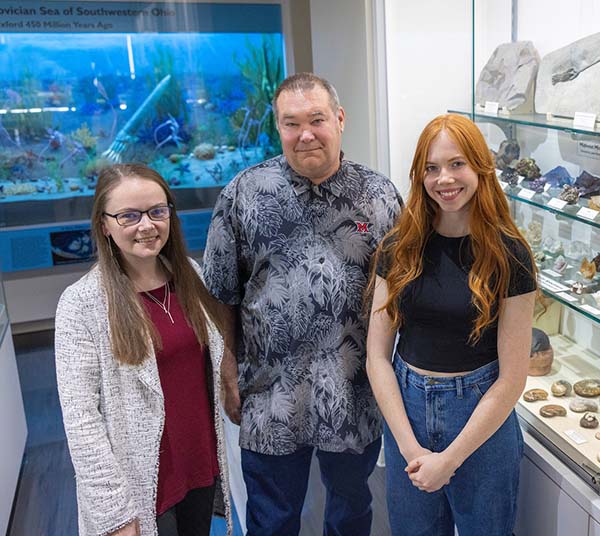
[156,484,216,536]
[241,438,381,536]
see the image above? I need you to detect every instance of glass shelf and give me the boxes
[448,109,600,138]
[535,265,600,325]
[502,182,600,230]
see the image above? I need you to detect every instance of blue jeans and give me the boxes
[241,438,381,536]
[385,355,523,536]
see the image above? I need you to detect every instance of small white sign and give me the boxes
[544,183,551,192]
[564,429,587,445]
[573,112,597,130]
[517,176,525,185]
[577,206,600,220]
[538,274,570,293]
[499,181,509,192]
[577,140,600,160]
[518,188,536,200]
[581,304,600,316]
[547,197,568,210]
[484,101,499,115]
[543,269,563,278]
[556,292,578,303]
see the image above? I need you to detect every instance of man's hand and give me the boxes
[405,452,457,493]
[222,379,241,425]
[109,519,140,536]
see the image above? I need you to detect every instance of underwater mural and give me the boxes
[0,3,285,257]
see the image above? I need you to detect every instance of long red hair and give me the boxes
[378,114,535,342]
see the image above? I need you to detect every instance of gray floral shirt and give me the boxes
[203,154,402,455]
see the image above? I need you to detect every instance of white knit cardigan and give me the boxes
[55,263,232,536]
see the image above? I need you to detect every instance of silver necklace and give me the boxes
[143,282,174,324]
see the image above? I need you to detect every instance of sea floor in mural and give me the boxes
[0,146,265,203]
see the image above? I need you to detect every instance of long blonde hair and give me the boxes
[377,114,535,342]
[91,164,224,365]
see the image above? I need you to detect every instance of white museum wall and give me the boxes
[384,0,472,196]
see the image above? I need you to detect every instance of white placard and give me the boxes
[577,206,599,220]
[564,429,587,445]
[547,197,568,210]
[517,176,525,185]
[573,112,597,130]
[581,304,600,316]
[556,292,578,303]
[499,181,508,192]
[517,188,536,200]
[484,101,499,115]
[543,269,563,278]
[538,274,570,293]
[543,183,551,192]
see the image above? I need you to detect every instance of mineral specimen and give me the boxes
[570,398,598,413]
[494,139,520,170]
[580,258,597,280]
[589,196,600,211]
[542,236,563,255]
[500,167,519,186]
[516,158,542,180]
[558,185,580,205]
[574,170,600,198]
[528,328,554,376]
[543,166,573,188]
[539,405,567,417]
[525,222,542,248]
[551,380,572,397]
[574,379,600,397]
[523,388,549,402]
[581,413,599,429]
[553,255,568,274]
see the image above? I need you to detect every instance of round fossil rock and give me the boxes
[574,379,600,397]
[523,388,549,402]
[595,432,600,440]
[539,404,567,418]
[581,413,599,429]
[569,397,598,413]
[551,380,572,397]
[528,329,554,376]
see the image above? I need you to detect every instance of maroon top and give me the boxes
[141,283,219,515]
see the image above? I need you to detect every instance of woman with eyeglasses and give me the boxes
[55,163,232,536]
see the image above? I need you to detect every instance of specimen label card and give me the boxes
[556,292,578,303]
[577,207,599,220]
[484,101,499,115]
[581,304,600,316]
[573,112,597,130]
[564,429,587,445]
[499,181,508,192]
[547,198,568,210]
[517,188,536,200]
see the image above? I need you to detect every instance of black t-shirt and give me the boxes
[377,232,536,372]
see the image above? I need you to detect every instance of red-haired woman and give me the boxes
[367,114,536,535]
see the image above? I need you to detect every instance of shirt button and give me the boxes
[319,257,325,264]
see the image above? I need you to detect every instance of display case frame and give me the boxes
[463,0,600,497]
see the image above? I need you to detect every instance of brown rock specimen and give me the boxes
[523,388,549,402]
[574,379,600,397]
[581,413,599,429]
[539,405,567,417]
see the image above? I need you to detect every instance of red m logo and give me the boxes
[355,221,370,234]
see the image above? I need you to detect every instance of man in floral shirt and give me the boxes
[203,73,401,536]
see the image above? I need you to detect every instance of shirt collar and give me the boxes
[287,152,346,198]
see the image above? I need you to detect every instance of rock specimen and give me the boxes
[476,41,540,112]
[543,166,573,188]
[580,258,597,280]
[539,405,567,417]
[574,379,600,397]
[553,255,568,274]
[589,196,600,211]
[570,397,598,413]
[523,388,549,402]
[535,32,600,119]
[516,158,542,180]
[528,329,554,376]
[581,413,599,429]
[525,222,542,248]
[551,380,572,397]
[501,167,519,186]
[494,139,520,170]
[559,185,580,205]
[574,171,600,198]
[529,177,547,193]
[542,236,563,255]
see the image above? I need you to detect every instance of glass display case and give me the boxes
[0,1,286,272]
[453,0,600,493]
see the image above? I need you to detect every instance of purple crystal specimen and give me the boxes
[543,166,573,187]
